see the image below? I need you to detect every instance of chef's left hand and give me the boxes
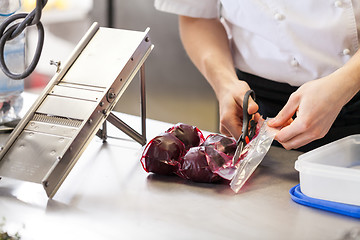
[267,72,356,150]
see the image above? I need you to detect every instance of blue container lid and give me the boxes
[290,184,360,218]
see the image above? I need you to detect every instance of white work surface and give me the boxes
[0,93,358,240]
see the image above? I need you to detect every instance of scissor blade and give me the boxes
[232,141,244,165]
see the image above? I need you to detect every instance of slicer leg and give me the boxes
[106,113,146,146]
[98,63,147,146]
[96,121,108,143]
[140,64,146,143]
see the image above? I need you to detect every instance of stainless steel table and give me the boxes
[0,95,358,240]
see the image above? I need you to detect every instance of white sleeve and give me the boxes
[154,0,219,18]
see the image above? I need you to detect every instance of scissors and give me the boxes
[232,89,257,165]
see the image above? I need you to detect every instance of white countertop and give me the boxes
[0,93,358,240]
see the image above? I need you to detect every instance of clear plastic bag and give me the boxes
[140,120,278,192]
[230,118,279,193]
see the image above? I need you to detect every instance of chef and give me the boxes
[154,0,360,151]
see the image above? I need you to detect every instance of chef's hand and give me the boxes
[267,73,354,150]
[217,80,259,140]
[268,49,360,149]
[178,16,261,140]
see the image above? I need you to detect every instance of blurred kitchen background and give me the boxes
[23,0,219,133]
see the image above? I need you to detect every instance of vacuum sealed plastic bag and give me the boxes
[140,120,278,192]
[206,119,263,181]
[140,132,186,175]
[140,123,205,175]
[177,146,223,183]
[201,134,237,179]
[177,134,237,182]
[230,118,278,193]
[166,123,205,150]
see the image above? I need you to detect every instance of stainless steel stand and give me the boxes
[96,64,146,146]
[0,22,153,198]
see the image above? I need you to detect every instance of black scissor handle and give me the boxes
[241,90,256,138]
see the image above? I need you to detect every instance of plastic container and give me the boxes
[0,0,24,124]
[295,134,360,206]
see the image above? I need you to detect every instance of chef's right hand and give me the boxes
[216,80,259,140]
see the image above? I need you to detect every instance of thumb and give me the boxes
[247,97,259,115]
[268,96,298,127]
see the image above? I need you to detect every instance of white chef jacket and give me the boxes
[154,0,360,86]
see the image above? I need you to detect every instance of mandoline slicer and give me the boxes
[0,22,153,198]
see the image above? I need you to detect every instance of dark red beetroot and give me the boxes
[201,134,237,156]
[141,133,186,175]
[201,134,237,176]
[167,123,205,150]
[177,146,222,183]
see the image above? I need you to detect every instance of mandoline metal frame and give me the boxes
[0,22,153,198]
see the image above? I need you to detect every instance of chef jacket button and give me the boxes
[291,58,299,67]
[334,1,343,7]
[343,48,350,55]
[274,13,284,21]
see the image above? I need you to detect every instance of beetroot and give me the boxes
[201,134,237,156]
[167,123,205,150]
[201,134,238,179]
[177,146,222,183]
[140,124,237,183]
[140,133,186,175]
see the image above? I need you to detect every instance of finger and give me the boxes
[268,94,299,127]
[271,117,293,129]
[275,116,315,149]
[235,93,259,120]
[286,117,294,126]
[223,118,243,140]
[277,131,314,150]
[274,117,306,143]
[219,113,243,139]
[232,85,252,108]
[253,112,262,122]
[247,97,259,115]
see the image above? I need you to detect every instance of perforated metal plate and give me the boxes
[0,22,153,198]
